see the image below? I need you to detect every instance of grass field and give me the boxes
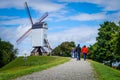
[89,60,120,80]
[0,56,70,80]
[1,57,120,80]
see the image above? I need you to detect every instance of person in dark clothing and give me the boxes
[75,44,81,60]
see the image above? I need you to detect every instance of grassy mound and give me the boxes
[0,56,70,80]
[89,60,120,80]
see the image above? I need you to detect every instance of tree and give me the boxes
[0,38,18,68]
[88,21,119,66]
[88,43,99,61]
[113,24,120,61]
[52,41,75,57]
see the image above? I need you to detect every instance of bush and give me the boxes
[0,38,18,68]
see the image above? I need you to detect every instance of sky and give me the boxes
[0,0,120,56]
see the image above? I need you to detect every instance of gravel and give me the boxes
[15,59,96,80]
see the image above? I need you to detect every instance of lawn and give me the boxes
[89,60,120,80]
[0,56,70,80]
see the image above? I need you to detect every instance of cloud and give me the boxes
[58,0,101,3]
[28,0,66,12]
[47,10,68,22]
[0,0,26,9]
[16,25,31,38]
[0,16,19,20]
[0,25,31,42]
[0,25,32,56]
[48,26,98,48]
[106,11,120,23]
[69,13,106,21]
[48,11,120,22]
[46,12,106,22]
[16,25,32,56]
[99,0,120,11]
[0,0,65,12]
[0,18,30,25]
[59,0,120,11]
[0,27,17,47]
[0,16,41,26]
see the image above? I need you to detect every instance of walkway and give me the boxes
[15,59,96,80]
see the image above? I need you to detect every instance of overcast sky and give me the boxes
[0,0,120,56]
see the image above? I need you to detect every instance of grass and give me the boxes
[0,56,70,80]
[89,60,120,80]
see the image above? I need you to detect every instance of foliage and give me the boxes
[89,60,120,80]
[114,26,120,61]
[0,56,70,80]
[0,38,18,68]
[52,41,75,57]
[117,64,120,70]
[88,21,120,66]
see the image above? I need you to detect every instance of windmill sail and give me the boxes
[39,12,48,23]
[16,28,32,44]
[25,2,33,25]
[16,2,33,44]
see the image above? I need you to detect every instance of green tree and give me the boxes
[113,25,120,61]
[52,41,75,57]
[88,21,119,66]
[88,43,99,61]
[0,38,18,68]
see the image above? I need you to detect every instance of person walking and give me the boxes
[71,48,75,58]
[81,45,88,61]
[75,44,81,60]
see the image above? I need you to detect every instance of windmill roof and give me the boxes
[32,22,48,29]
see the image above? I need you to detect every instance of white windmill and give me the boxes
[16,2,52,56]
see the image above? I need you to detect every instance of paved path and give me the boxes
[15,59,96,80]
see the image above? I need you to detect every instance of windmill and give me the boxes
[16,2,52,56]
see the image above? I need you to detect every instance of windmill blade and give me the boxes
[25,2,33,25]
[39,12,48,23]
[16,28,32,44]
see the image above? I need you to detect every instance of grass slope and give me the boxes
[0,56,70,80]
[89,60,120,80]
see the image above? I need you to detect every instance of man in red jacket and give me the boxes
[81,45,88,61]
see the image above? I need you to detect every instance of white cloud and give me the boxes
[0,25,32,56]
[28,0,65,12]
[0,18,30,25]
[99,0,120,11]
[69,13,106,21]
[0,16,41,26]
[16,25,32,56]
[16,25,31,38]
[59,0,102,3]
[0,0,26,9]
[47,10,68,22]
[47,12,106,22]
[106,11,120,23]
[0,27,17,47]
[0,0,65,12]
[59,0,120,11]
[48,26,98,48]
[48,11,120,22]
[0,16,19,20]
